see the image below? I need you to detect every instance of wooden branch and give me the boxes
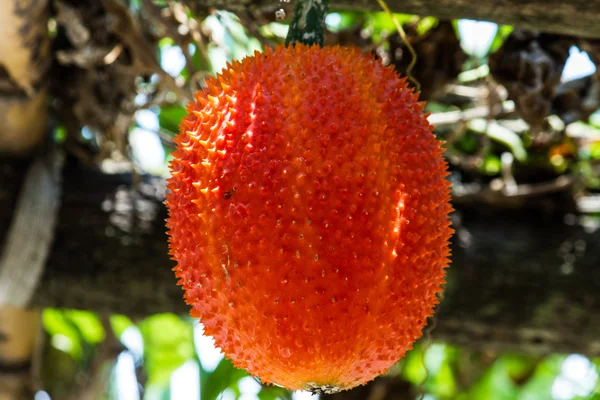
[2,157,599,356]
[203,0,600,40]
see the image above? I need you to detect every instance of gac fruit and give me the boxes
[166,44,452,393]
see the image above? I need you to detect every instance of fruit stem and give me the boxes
[285,0,330,47]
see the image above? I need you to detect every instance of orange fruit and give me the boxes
[166,44,452,393]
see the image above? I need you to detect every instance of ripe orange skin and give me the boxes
[166,44,452,392]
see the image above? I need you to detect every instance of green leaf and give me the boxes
[144,382,171,400]
[63,310,105,344]
[482,154,502,175]
[191,42,212,74]
[365,12,415,41]
[158,105,187,135]
[490,25,514,54]
[400,344,427,385]
[258,384,292,400]
[456,132,478,154]
[208,45,229,75]
[202,358,249,400]
[590,142,600,160]
[400,343,458,398]
[578,160,600,189]
[417,17,439,35]
[429,362,457,398]
[503,353,537,383]
[247,37,263,55]
[590,110,600,129]
[54,125,67,143]
[458,64,490,82]
[517,354,566,400]
[220,12,249,44]
[424,102,455,113]
[43,309,84,359]
[468,356,520,400]
[139,314,195,385]
[259,22,289,39]
[110,314,134,338]
[469,118,528,162]
[325,11,363,32]
[157,37,175,68]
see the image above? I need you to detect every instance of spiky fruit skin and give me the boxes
[166,44,452,392]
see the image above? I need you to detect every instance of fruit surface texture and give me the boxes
[166,44,453,393]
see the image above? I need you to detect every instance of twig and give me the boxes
[452,174,576,205]
[101,0,193,104]
[375,0,420,91]
[428,101,515,127]
[54,0,91,48]
[501,152,518,195]
[238,9,281,49]
[445,84,489,99]
[66,313,125,400]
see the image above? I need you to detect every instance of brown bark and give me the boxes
[204,0,600,40]
[2,156,599,357]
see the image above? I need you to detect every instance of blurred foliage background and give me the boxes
[37,309,600,399]
[28,0,600,398]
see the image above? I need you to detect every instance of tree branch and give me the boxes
[202,0,600,40]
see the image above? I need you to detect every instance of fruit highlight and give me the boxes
[166,44,453,393]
